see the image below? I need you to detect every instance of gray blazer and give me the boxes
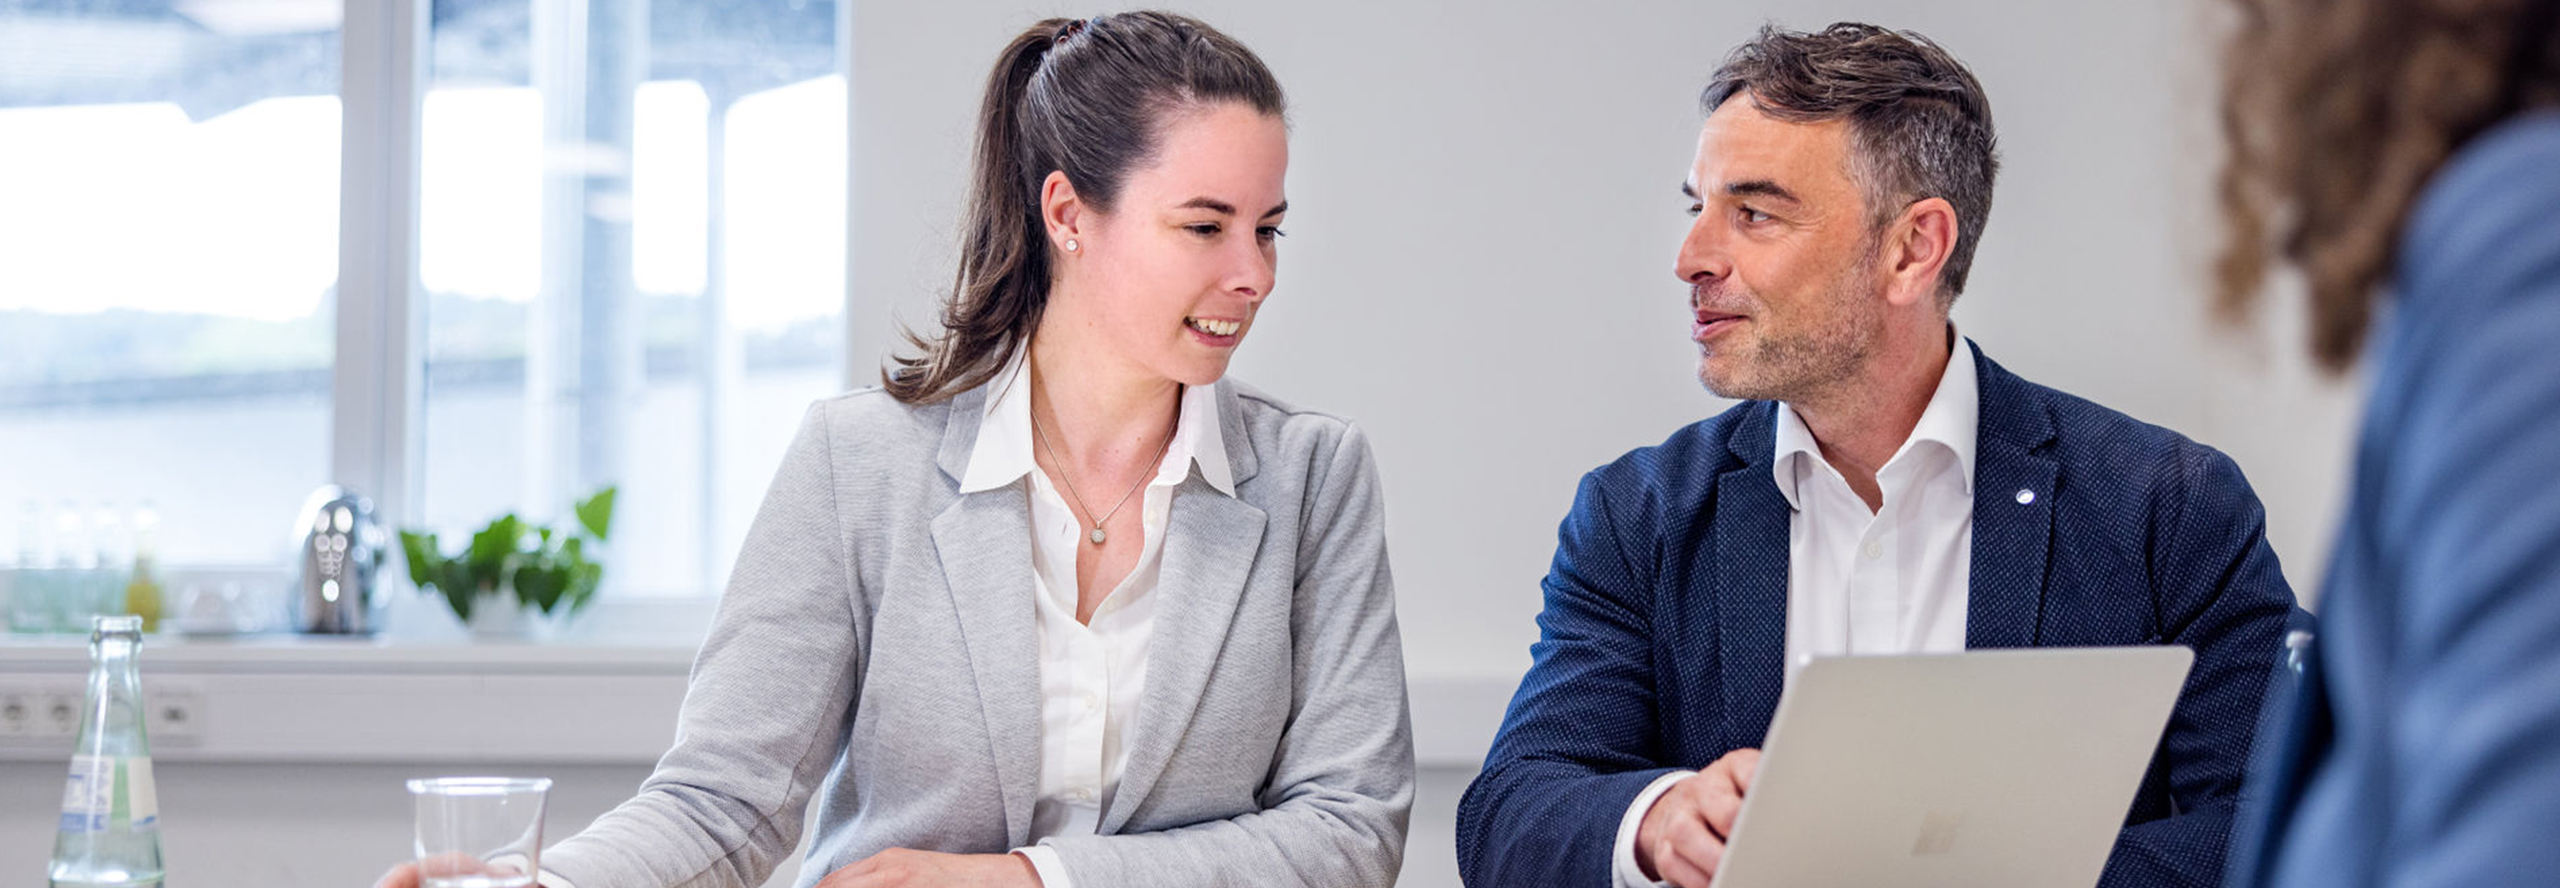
[542,377,1415,888]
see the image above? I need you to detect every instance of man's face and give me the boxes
[1677,97,1886,404]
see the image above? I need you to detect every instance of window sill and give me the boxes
[0,620,699,765]
[3,590,1519,768]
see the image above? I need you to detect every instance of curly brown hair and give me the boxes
[2215,0,2560,372]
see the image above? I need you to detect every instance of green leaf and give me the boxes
[575,486,616,541]
[563,561,602,616]
[438,560,476,620]
[468,514,522,572]
[514,563,566,614]
[398,530,442,590]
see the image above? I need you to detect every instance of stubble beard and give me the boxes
[1695,267,1881,406]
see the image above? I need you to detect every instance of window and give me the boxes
[416,0,844,595]
[0,0,343,567]
[1,0,846,605]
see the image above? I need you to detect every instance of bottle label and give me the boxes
[58,755,112,833]
[56,755,156,833]
[125,757,158,830]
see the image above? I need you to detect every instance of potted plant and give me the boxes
[399,487,615,638]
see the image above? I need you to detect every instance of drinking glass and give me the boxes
[408,777,551,888]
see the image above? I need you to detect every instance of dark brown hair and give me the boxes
[1703,23,2001,301]
[2215,0,2560,372]
[884,11,1287,404]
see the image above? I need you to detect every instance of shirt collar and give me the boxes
[957,349,1236,497]
[1771,328,1980,510]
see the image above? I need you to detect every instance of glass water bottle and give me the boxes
[48,614,164,888]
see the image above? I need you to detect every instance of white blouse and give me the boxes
[956,352,1235,887]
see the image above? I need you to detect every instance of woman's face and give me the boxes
[1048,102,1289,388]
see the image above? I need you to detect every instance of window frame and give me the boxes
[325,0,855,607]
[333,0,431,550]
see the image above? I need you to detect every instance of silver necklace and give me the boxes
[1030,403,1175,545]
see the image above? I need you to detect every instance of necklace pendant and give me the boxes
[1090,527,1108,545]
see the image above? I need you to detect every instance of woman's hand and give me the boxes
[815,849,1042,888]
[373,853,528,888]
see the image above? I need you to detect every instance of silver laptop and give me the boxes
[1713,646,2194,888]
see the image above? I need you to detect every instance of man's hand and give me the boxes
[815,849,1043,888]
[1635,748,1762,887]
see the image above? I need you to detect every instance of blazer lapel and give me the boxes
[1103,476,1268,832]
[1966,346,2058,649]
[1715,403,1791,748]
[929,386,1043,845]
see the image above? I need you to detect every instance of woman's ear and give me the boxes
[1041,170,1084,253]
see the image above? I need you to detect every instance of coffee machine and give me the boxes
[290,485,387,634]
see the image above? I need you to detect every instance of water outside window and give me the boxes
[0,0,845,602]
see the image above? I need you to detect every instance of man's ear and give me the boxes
[1881,197,1957,308]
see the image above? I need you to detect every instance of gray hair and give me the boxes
[1703,22,2001,301]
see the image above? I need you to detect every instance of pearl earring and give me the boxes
[1064,239,1079,252]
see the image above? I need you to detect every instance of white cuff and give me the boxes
[1612,770,1698,888]
[1014,845,1071,888]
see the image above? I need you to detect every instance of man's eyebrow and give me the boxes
[1259,201,1288,219]
[1681,181,1700,201]
[1723,179,1803,204]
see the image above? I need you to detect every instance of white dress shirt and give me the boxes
[1611,336,1979,887]
[957,352,1234,887]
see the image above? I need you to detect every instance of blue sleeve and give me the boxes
[2363,142,2560,887]
[2100,446,2303,888]
[1456,468,1683,887]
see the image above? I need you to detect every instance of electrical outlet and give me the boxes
[37,687,82,739]
[0,679,88,746]
[145,680,204,747]
[0,678,208,748]
[0,686,36,738]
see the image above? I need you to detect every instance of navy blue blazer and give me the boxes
[2229,112,2560,888]
[1457,343,2303,888]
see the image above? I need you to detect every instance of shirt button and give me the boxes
[1863,540,1883,559]
[1071,787,1094,802]
[1080,691,1100,710]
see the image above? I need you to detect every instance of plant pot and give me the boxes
[462,589,567,640]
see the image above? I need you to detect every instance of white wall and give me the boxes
[848,0,2359,695]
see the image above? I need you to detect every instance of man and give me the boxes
[1455,23,2301,888]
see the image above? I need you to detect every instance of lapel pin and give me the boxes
[2015,488,2036,505]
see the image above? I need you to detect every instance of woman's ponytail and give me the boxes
[884,12,1285,404]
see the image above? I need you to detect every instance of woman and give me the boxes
[378,11,1412,888]
[2215,1,2560,886]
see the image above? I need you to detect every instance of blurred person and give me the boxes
[2216,1,2560,886]
[1456,23,2303,888]
[375,11,1412,888]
